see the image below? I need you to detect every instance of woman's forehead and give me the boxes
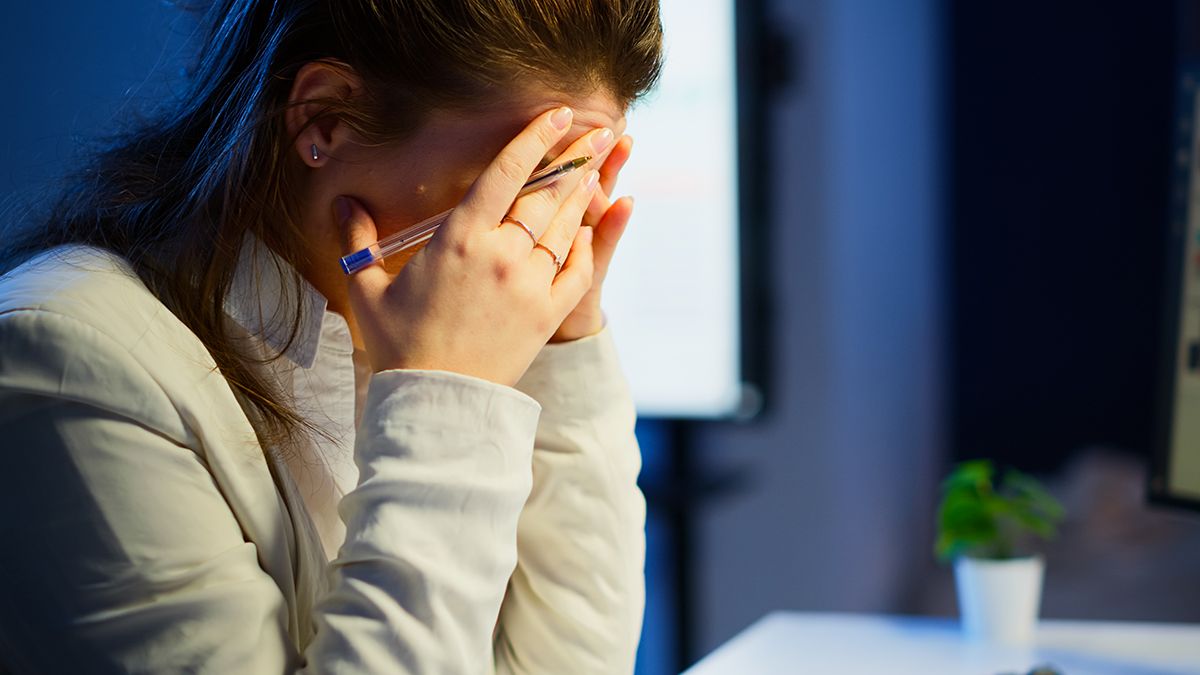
[473,86,624,133]
[396,89,624,176]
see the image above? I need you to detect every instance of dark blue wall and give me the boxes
[2,4,194,209]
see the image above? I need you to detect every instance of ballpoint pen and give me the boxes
[340,155,593,274]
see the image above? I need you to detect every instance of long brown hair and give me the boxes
[0,0,662,449]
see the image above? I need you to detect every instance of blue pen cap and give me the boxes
[340,248,377,275]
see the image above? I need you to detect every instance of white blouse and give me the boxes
[223,236,370,560]
[0,242,646,673]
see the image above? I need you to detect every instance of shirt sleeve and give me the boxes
[0,310,300,674]
[494,324,646,674]
[305,369,541,674]
[0,308,544,674]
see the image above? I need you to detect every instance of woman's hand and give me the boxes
[335,107,613,387]
[550,135,636,343]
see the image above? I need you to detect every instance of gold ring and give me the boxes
[533,242,564,273]
[501,216,537,244]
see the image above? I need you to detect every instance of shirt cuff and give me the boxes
[514,324,633,423]
[362,369,542,461]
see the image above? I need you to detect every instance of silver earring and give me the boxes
[311,144,320,161]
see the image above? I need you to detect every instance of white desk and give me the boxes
[684,612,1200,675]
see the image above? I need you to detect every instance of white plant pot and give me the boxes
[954,555,1044,646]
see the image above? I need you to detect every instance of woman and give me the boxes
[0,0,662,672]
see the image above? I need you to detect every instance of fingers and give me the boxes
[503,126,613,247]
[335,196,390,296]
[600,135,632,196]
[551,221,595,311]
[535,169,600,278]
[584,191,612,230]
[590,195,634,281]
[585,134,632,226]
[453,106,575,232]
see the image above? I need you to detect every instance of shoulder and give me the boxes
[0,245,222,444]
[0,245,165,343]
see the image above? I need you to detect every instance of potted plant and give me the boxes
[936,459,1065,645]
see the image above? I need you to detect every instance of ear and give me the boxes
[284,61,362,168]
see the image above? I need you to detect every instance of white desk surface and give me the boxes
[684,612,1200,675]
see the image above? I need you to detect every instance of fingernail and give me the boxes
[551,106,573,130]
[583,170,599,190]
[334,196,351,225]
[582,226,594,243]
[591,128,614,153]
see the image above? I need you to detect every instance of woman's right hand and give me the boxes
[335,107,612,387]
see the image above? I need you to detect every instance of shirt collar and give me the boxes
[224,234,328,369]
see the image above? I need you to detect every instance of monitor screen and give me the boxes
[605,0,749,418]
[1153,61,1200,511]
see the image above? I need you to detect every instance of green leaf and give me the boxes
[941,460,994,493]
[1004,470,1066,522]
[1008,508,1054,537]
[935,459,1067,562]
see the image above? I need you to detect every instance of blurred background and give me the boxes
[639,0,1200,670]
[4,2,1200,675]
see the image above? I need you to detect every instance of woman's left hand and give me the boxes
[549,134,635,343]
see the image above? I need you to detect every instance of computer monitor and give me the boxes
[1152,5,1200,511]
